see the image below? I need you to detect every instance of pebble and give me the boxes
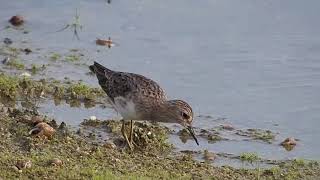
[221,124,234,131]
[89,116,97,121]
[29,122,56,138]
[3,38,12,45]
[50,158,63,166]
[16,160,32,170]
[20,72,31,77]
[281,137,297,146]
[203,150,216,161]
[9,15,24,26]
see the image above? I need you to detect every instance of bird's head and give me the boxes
[164,100,199,145]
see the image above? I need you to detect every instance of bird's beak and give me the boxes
[187,126,199,145]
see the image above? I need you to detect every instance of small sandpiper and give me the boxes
[89,61,199,149]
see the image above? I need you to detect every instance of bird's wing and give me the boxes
[105,72,167,103]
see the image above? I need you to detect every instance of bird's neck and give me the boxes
[150,101,176,123]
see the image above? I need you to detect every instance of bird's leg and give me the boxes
[129,120,134,144]
[121,119,133,150]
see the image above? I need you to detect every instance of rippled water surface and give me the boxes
[1,0,320,165]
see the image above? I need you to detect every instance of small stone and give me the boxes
[203,150,216,161]
[16,160,32,170]
[11,165,19,172]
[29,122,56,138]
[221,124,234,130]
[50,158,63,166]
[58,121,67,130]
[23,48,32,54]
[20,72,31,77]
[89,116,97,121]
[103,141,116,149]
[3,38,13,45]
[280,137,297,151]
[281,137,297,146]
[76,128,83,135]
[31,116,43,124]
[9,15,24,26]
[2,57,10,64]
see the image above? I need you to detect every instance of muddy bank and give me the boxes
[0,104,319,179]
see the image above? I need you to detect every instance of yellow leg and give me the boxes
[121,120,133,150]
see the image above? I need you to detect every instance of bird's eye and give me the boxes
[182,112,189,119]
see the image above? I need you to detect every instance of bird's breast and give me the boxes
[113,96,139,120]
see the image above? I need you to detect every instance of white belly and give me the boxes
[113,96,138,120]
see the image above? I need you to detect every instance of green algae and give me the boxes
[0,73,105,105]
[65,54,80,62]
[49,53,61,61]
[0,106,319,179]
[0,74,19,99]
[240,152,260,164]
[67,82,101,100]
[30,64,46,75]
[6,58,25,70]
[236,129,276,143]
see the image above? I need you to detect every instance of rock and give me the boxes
[280,137,297,151]
[29,122,56,138]
[281,137,297,146]
[3,38,13,45]
[31,116,43,124]
[221,124,234,131]
[89,116,97,121]
[20,72,31,77]
[9,15,24,26]
[2,57,10,64]
[203,150,216,161]
[103,141,116,149]
[16,160,32,170]
[49,158,63,166]
[23,48,32,54]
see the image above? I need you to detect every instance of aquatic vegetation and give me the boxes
[67,82,102,100]
[49,53,61,61]
[56,9,82,40]
[30,64,46,74]
[0,106,319,179]
[5,58,24,70]
[65,54,80,62]
[236,128,276,143]
[0,74,19,99]
[240,152,260,164]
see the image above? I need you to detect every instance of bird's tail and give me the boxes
[89,61,112,77]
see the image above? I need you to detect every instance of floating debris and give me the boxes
[281,137,297,151]
[96,37,115,48]
[9,15,24,26]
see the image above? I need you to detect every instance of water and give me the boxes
[1,0,320,164]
